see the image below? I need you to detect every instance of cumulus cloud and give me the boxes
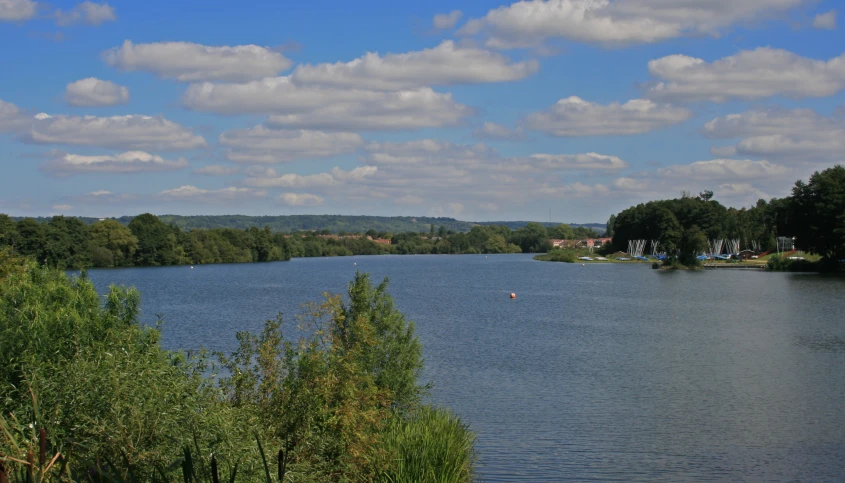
[813,10,837,29]
[523,96,691,136]
[647,48,845,102]
[55,1,115,25]
[184,78,472,131]
[528,152,627,170]
[157,185,266,203]
[291,40,537,90]
[64,77,129,107]
[0,99,30,132]
[219,125,363,164]
[458,0,809,48]
[656,159,791,181]
[69,190,136,204]
[244,166,377,188]
[433,10,463,30]
[703,108,845,161]
[193,165,240,176]
[716,182,771,201]
[25,113,207,151]
[0,0,37,21]
[277,193,325,206]
[232,139,628,212]
[355,140,628,204]
[473,121,525,140]
[41,150,188,176]
[103,40,292,82]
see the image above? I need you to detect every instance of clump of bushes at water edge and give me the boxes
[0,249,475,482]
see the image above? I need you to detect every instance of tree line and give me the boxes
[0,213,293,268]
[608,164,845,268]
[0,212,600,268]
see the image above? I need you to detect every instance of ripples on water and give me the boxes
[79,255,845,482]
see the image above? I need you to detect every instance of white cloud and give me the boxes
[103,40,292,82]
[716,182,770,200]
[26,113,207,151]
[193,165,240,176]
[233,139,627,211]
[458,0,809,48]
[354,140,628,205]
[244,166,377,188]
[528,152,627,170]
[647,48,845,102]
[611,177,651,192]
[55,1,116,25]
[813,9,837,30]
[184,78,473,131]
[219,125,363,164]
[291,40,537,90]
[70,190,137,204]
[433,10,463,30]
[656,159,791,180]
[278,193,325,206]
[52,204,73,212]
[473,121,525,140]
[523,96,691,136]
[0,0,36,21]
[703,108,845,161]
[0,99,29,132]
[42,150,188,176]
[64,77,129,107]
[157,185,266,203]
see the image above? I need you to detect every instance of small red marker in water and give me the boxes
[510,293,516,299]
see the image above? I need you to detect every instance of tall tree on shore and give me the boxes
[605,214,616,239]
[129,213,179,266]
[790,165,845,264]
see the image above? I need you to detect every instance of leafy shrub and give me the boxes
[0,251,475,482]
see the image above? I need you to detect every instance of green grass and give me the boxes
[379,407,475,483]
[533,248,650,263]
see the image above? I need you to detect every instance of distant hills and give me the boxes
[8,214,605,235]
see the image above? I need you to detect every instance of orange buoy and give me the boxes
[510,293,516,299]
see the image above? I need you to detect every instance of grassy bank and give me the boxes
[533,249,649,263]
[0,249,475,482]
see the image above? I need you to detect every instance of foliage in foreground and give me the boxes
[0,250,475,482]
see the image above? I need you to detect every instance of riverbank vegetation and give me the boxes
[607,164,845,271]
[0,249,475,482]
[0,213,598,269]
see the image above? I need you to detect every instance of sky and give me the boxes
[1,0,844,223]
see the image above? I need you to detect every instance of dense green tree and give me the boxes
[13,218,45,261]
[511,222,550,253]
[0,214,15,248]
[89,219,139,267]
[129,213,179,266]
[790,165,845,263]
[548,223,575,240]
[679,226,708,266]
[43,216,91,268]
[605,214,616,239]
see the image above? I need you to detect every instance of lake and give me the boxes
[78,254,845,482]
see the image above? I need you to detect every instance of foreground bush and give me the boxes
[0,249,474,481]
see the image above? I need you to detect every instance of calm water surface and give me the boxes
[79,254,845,482]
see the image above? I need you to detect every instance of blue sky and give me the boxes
[1,0,843,223]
